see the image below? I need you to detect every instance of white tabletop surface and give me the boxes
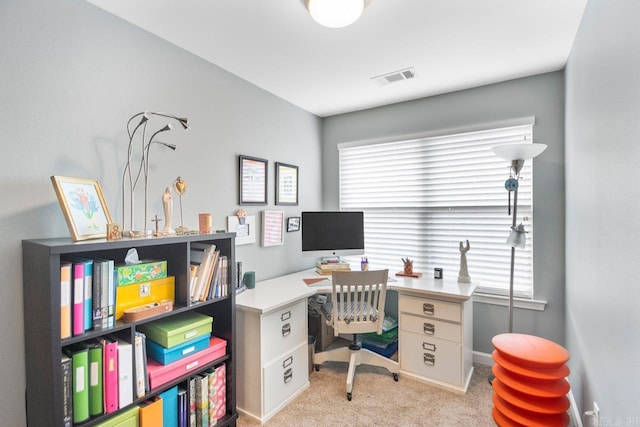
[235,268,477,314]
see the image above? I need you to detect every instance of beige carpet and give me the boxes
[237,362,496,426]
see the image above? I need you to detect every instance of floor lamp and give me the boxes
[492,142,547,333]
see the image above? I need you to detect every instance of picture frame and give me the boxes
[262,210,284,247]
[287,216,300,232]
[239,155,268,205]
[275,162,299,206]
[50,176,113,242]
[226,215,256,245]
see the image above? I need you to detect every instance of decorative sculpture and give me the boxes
[458,240,471,283]
[161,187,175,235]
[173,176,189,233]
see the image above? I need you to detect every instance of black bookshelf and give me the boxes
[22,233,237,427]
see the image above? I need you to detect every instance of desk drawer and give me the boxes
[263,342,308,414]
[400,312,461,343]
[262,300,307,361]
[399,331,462,386]
[400,294,461,323]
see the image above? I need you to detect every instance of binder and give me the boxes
[63,343,89,424]
[70,261,85,336]
[160,386,179,427]
[100,337,119,414]
[213,364,226,421]
[87,341,104,417]
[82,259,94,331]
[138,396,163,427]
[195,373,208,427]
[61,353,72,427]
[114,337,134,408]
[60,261,72,340]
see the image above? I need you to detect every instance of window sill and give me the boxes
[472,293,547,311]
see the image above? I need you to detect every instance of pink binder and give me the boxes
[147,337,226,390]
[72,262,85,336]
[101,337,119,413]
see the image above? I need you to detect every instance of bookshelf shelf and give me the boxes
[23,233,238,427]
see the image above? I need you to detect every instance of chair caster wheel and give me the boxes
[347,392,352,401]
[393,373,399,381]
[314,364,320,371]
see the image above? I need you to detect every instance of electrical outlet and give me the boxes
[584,401,600,426]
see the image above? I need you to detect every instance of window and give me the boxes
[339,122,535,298]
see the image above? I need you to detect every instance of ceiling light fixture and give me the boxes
[304,0,369,28]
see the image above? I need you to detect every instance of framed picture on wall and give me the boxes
[275,162,299,206]
[287,216,300,232]
[239,155,268,205]
[262,210,284,247]
[50,175,113,241]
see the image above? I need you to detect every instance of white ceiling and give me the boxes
[86,0,587,118]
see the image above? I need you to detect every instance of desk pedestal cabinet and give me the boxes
[236,299,309,423]
[398,293,474,393]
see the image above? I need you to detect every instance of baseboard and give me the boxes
[473,350,494,366]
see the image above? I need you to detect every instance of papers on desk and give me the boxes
[303,278,329,286]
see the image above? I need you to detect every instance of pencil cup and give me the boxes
[403,261,413,274]
[199,213,212,233]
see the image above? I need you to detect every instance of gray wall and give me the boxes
[0,0,320,425]
[322,72,566,355]
[565,0,640,421]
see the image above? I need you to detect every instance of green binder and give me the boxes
[64,343,89,424]
[87,341,104,416]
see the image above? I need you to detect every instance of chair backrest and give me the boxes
[329,269,389,336]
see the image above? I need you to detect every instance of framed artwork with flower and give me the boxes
[51,176,113,241]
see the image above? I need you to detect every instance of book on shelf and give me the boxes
[160,386,179,427]
[212,363,226,422]
[189,377,197,427]
[99,336,119,414]
[61,353,72,427]
[200,250,220,302]
[134,331,147,398]
[67,260,86,336]
[207,369,217,426]
[138,395,163,427]
[113,336,134,409]
[86,341,104,417]
[60,261,72,340]
[190,243,216,302]
[177,387,188,427]
[63,343,89,424]
[195,373,209,427]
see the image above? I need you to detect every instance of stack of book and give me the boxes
[315,260,351,275]
[190,243,229,302]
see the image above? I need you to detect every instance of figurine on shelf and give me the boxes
[160,187,175,235]
[173,176,189,233]
[458,240,471,283]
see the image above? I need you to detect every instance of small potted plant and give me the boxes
[236,209,247,225]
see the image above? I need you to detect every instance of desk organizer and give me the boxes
[491,333,570,427]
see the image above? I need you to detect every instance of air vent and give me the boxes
[371,67,418,86]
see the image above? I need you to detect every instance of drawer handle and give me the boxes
[423,353,436,366]
[423,303,435,316]
[281,311,291,321]
[423,322,435,335]
[283,356,293,369]
[282,323,291,337]
[422,342,437,352]
[284,368,293,383]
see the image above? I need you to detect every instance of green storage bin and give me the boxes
[138,312,213,348]
[95,406,139,427]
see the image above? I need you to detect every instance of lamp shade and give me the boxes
[492,143,547,161]
[506,224,527,249]
[306,0,365,28]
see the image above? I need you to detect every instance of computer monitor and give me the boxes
[301,211,365,258]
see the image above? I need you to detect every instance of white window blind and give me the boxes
[339,124,535,298]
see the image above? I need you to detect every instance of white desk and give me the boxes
[236,269,477,423]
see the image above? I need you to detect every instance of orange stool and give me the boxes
[491,333,571,426]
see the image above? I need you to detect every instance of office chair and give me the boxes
[313,269,399,401]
